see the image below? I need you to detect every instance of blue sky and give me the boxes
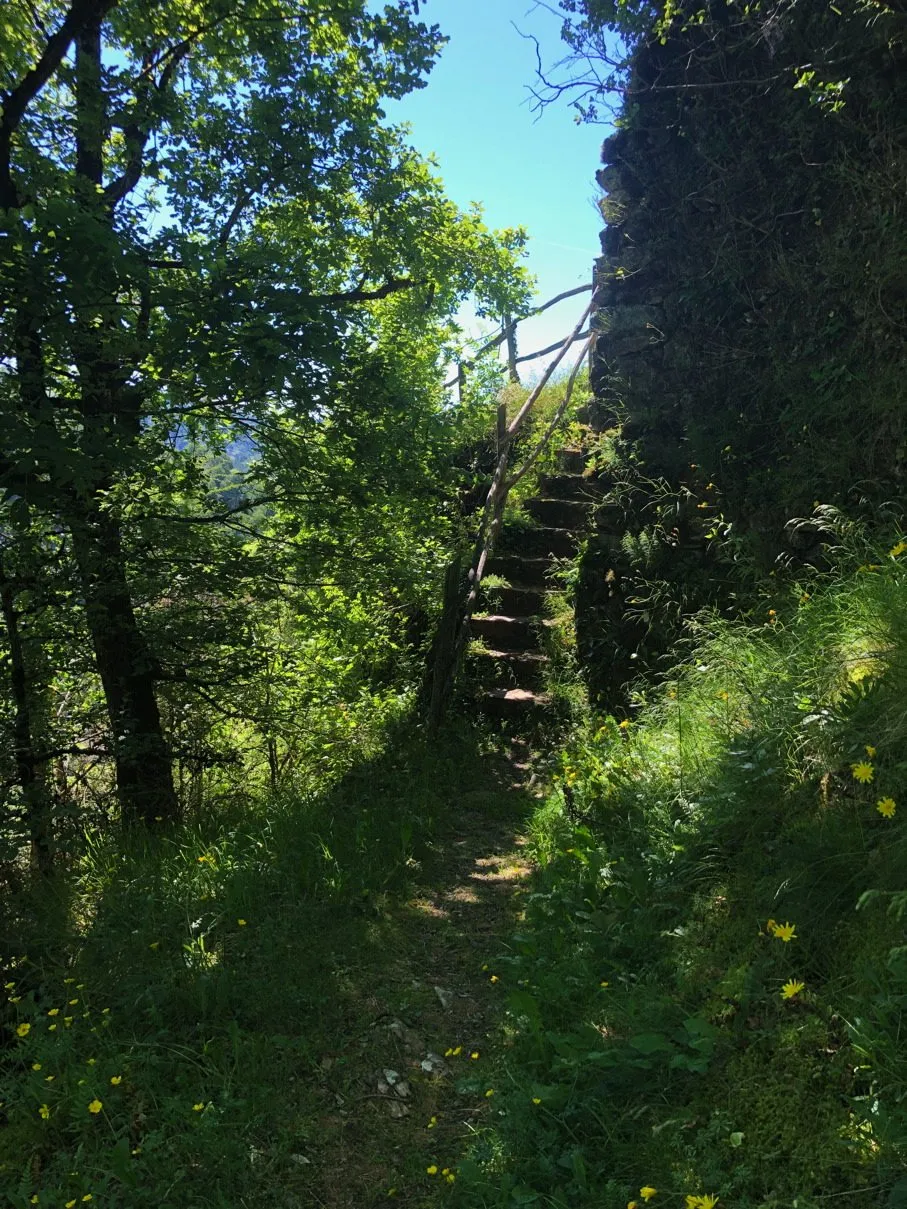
[383,0,611,377]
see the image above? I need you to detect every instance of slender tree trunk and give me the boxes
[69,506,179,826]
[0,552,54,872]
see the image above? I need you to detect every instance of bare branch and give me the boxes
[308,277,423,305]
[444,282,592,387]
[515,327,591,365]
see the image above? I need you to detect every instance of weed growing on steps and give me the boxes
[453,543,907,1208]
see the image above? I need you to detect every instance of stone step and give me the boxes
[557,447,587,474]
[470,614,541,652]
[470,648,549,691]
[480,687,551,721]
[485,555,551,588]
[481,583,545,616]
[538,473,606,500]
[499,525,578,559]
[525,497,594,530]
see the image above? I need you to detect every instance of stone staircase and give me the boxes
[468,441,602,721]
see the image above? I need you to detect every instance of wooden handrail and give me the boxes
[443,281,593,389]
[424,297,595,726]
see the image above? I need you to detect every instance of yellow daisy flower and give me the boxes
[781,979,805,999]
[851,761,874,784]
[877,797,896,819]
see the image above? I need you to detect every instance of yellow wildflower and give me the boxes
[619,719,631,730]
[427,1116,437,1129]
[193,1103,205,1112]
[446,1173,456,1183]
[64,978,75,985]
[32,1062,41,1070]
[600,980,610,988]
[426,1165,438,1175]
[877,797,896,819]
[628,1203,638,1209]
[68,999,78,1006]
[532,1097,541,1104]
[852,761,874,784]
[781,979,805,1000]
[865,745,877,757]
[48,1024,57,1032]
[772,921,797,943]
[16,1022,30,1037]
[38,1104,50,1119]
[67,1201,77,1208]
[237,919,247,927]
[470,1051,480,1060]
[485,1088,495,1097]
[110,1075,122,1085]
[489,975,499,984]
[451,1045,461,1055]
[82,1197,93,1203]
[87,1099,102,1114]
[640,1189,658,1202]
[890,540,907,558]
[64,1017,73,1026]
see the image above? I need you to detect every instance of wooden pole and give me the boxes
[503,313,520,384]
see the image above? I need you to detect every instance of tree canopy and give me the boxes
[0,0,530,838]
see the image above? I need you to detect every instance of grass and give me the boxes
[450,541,907,1208]
[1,718,536,1209]
[8,509,907,1209]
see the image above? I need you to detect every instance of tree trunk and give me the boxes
[69,506,179,826]
[0,551,54,872]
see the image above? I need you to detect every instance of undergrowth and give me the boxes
[455,540,907,1208]
[0,716,502,1209]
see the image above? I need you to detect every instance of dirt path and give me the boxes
[310,738,541,1208]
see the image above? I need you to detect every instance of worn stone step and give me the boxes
[470,614,540,651]
[499,525,578,559]
[480,687,551,721]
[538,473,607,500]
[485,555,551,588]
[525,497,594,530]
[481,583,545,616]
[557,447,587,474]
[470,648,549,691]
